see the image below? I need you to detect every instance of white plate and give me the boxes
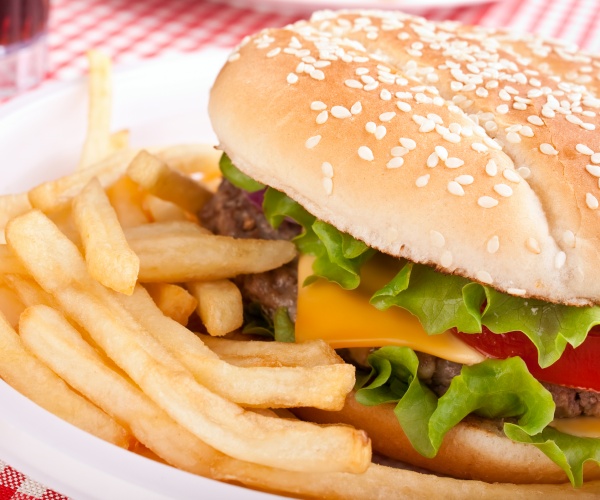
[210,0,497,14]
[0,50,285,500]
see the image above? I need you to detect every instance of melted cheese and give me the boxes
[549,417,600,439]
[295,255,485,365]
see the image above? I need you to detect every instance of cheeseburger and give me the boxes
[205,9,600,488]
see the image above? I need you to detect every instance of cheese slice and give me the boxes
[549,417,600,439]
[295,255,485,365]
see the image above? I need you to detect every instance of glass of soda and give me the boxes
[0,0,50,97]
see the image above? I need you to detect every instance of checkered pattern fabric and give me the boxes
[2,0,600,498]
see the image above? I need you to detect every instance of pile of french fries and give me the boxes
[1,51,594,500]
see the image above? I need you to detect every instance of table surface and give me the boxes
[2,0,600,498]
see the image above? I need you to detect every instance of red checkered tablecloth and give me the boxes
[2,0,600,498]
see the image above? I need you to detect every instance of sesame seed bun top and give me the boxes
[209,10,600,306]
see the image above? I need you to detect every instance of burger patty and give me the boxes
[200,179,300,320]
[201,180,600,419]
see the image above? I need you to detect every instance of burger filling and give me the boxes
[202,156,600,486]
[201,177,600,420]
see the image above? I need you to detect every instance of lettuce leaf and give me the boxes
[371,262,600,368]
[263,187,374,290]
[219,153,265,193]
[356,346,600,487]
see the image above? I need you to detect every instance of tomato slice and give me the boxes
[453,327,600,392]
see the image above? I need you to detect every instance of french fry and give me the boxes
[143,194,188,222]
[0,244,27,275]
[128,231,296,282]
[145,283,197,326]
[212,458,600,500]
[78,51,113,169]
[124,220,211,240]
[197,334,343,368]
[0,307,131,448]
[6,210,371,474]
[110,129,130,152]
[0,283,25,328]
[127,150,213,214]
[153,144,222,179]
[0,193,32,243]
[48,206,80,245]
[120,285,356,410]
[28,148,139,212]
[19,305,221,476]
[105,176,148,228]
[73,178,139,295]
[187,279,243,336]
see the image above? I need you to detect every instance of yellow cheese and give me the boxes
[549,417,600,439]
[296,255,485,365]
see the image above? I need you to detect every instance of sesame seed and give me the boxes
[506,132,521,144]
[441,251,453,268]
[310,70,325,81]
[427,152,439,168]
[487,235,500,254]
[586,192,599,209]
[316,111,328,124]
[351,102,362,115]
[400,138,416,150]
[507,288,526,296]
[364,82,379,91]
[345,79,363,89]
[416,174,430,187]
[430,230,446,247]
[555,251,566,270]
[420,120,436,133]
[322,177,333,195]
[513,102,527,111]
[485,160,498,176]
[582,123,596,131]
[445,157,465,169]
[527,115,544,126]
[476,271,493,284]
[526,237,541,254]
[586,165,600,177]
[502,169,521,183]
[444,133,461,144]
[387,157,404,169]
[591,153,600,164]
[397,101,412,112]
[494,183,513,197]
[455,175,474,185]
[266,47,281,58]
[332,106,351,119]
[472,143,488,153]
[356,67,369,76]
[375,126,387,140]
[448,181,465,196]
[287,73,298,84]
[540,143,558,155]
[358,146,374,161]
[305,135,321,149]
[380,112,396,122]
[366,122,376,134]
[517,166,532,179]
[478,196,498,208]
[321,162,333,177]
[380,89,392,101]
[520,126,534,137]
[435,146,448,161]
[563,230,576,248]
[576,144,594,155]
[311,101,327,111]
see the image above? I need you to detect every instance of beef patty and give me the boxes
[201,179,600,419]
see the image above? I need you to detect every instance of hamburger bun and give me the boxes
[209,10,600,306]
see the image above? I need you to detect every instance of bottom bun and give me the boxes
[293,392,600,485]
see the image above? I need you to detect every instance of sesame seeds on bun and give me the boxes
[209,10,600,306]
